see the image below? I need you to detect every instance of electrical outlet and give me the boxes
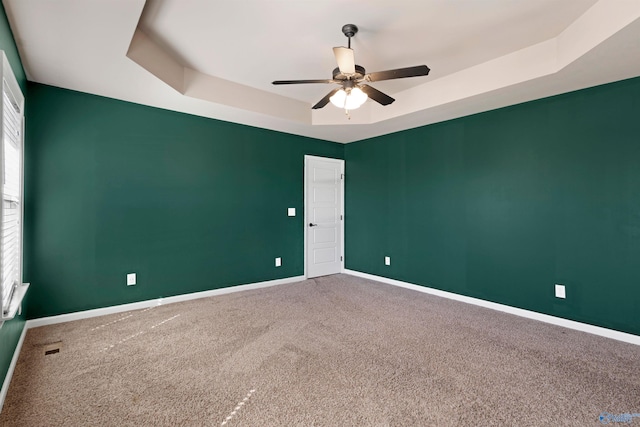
[127,273,136,286]
[275,257,282,267]
[555,284,566,299]
[385,256,391,266]
[287,208,296,216]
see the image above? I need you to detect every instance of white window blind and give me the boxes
[0,51,28,324]
[1,80,22,314]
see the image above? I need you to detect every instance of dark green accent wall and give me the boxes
[25,83,343,319]
[0,1,27,393]
[345,76,640,336]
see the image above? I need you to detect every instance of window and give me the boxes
[0,51,27,324]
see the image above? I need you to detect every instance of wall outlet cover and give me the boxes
[287,208,296,216]
[385,256,391,266]
[555,284,566,299]
[275,257,282,267]
[127,273,136,286]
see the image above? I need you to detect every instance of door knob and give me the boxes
[309,223,318,227]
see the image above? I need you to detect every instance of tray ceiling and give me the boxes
[4,0,640,143]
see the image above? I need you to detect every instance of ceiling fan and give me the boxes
[272,24,430,112]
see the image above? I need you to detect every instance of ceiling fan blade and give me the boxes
[333,47,356,75]
[272,79,336,85]
[312,88,341,109]
[366,65,430,82]
[360,85,395,106]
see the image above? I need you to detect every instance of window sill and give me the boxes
[1,283,30,323]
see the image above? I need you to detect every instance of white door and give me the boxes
[305,155,344,278]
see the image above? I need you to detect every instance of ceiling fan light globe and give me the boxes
[330,89,348,108]
[347,87,368,109]
[329,88,368,110]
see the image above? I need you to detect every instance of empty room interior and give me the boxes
[1,1,640,425]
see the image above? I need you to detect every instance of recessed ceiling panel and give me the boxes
[139,0,598,102]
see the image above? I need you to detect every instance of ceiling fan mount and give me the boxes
[272,24,430,111]
[341,24,358,40]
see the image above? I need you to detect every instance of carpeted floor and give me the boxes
[1,274,639,426]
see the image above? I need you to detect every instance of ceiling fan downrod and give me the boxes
[341,24,358,49]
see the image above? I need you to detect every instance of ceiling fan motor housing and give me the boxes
[332,65,366,81]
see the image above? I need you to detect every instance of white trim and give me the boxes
[26,275,305,329]
[1,284,29,322]
[344,269,640,346]
[304,155,345,279]
[0,322,27,413]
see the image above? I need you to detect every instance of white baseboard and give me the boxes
[0,323,27,413]
[344,269,640,346]
[27,275,305,329]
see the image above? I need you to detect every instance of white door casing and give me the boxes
[304,155,344,278]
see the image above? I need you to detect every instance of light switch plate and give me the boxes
[287,208,296,217]
[127,273,136,286]
[555,284,565,299]
[385,256,391,266]
[275,257,282,267]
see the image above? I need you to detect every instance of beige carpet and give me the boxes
[1,274,639,426]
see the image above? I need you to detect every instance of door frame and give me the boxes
[304,155,345,279]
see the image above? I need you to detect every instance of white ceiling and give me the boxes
[4,0,640,143]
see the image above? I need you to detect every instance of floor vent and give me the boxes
[43,341,63,356]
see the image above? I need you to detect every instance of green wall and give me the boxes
[345,76,640,336]
[25,84,343,318]
[0,1,27,395]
